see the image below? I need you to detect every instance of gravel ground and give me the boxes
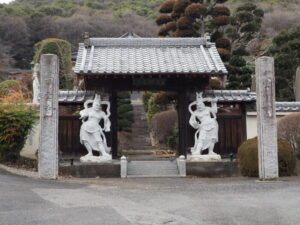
[0,167,300,225]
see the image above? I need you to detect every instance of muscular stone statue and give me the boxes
[188,92,221,160]
[79,94,112,162]
[32,63,40,104]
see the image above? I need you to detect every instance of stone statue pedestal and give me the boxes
[188,154,221,162]
[80,155,112,163]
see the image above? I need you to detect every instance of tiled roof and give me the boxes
[58,91,96,103]
[74,37,227,75]
[203,89,256,102]
[275,102,300,112]
[58,91,300,112]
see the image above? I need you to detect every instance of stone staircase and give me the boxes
[122,93,155,157]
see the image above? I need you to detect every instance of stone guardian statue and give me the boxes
[79,94,112,162]
[32,63,40,104]
[188,92,221,161]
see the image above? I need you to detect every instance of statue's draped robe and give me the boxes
[190,107,218,151]
[80,108,110,152]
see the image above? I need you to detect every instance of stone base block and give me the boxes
[80,155,112,163]
[187,154,221,162]
[59,161,120,178]
[187,161,240,177]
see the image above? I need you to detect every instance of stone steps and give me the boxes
[129,95,153,152]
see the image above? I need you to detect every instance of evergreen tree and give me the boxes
[117,92,134,132]
[225,2,264,89]
[268,26,300,101]
[34,38,73,89]
[226,56,253,89]
[226,2,264,55]
[156,0,231,90]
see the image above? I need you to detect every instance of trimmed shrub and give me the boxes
[173,0,191,13]
[229,56,246,67]
[237,3,256,12]
[150,110,178,148]
[158,26,169,36]
[209,78,223,90]
[172,29,196,37]
[212,15,230,26]
[142,91,153,112]
[159,0,175,13]
[177,16,193,29]
[153,91,177,106]
[0,80,21,97]
[165,21,177,32]
[278,113,300,158]
[0,104,38,163]
[217,48,231,62]
[147,96,161,121]
[34,38,72,89]
[117,92,134,132]
[215,38,231,50]
[185,3,207,19]
[238,137,296,177]
[211,6,230,17]
[156,14,172,25]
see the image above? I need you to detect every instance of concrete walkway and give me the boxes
[1,168,300,225]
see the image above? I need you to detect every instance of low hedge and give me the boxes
[238,137,296,177]
[0,104,38,163]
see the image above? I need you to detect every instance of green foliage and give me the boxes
[226,2,264,89]
[209,78,224,90]
[0,104,38,163]
[0,80,20,97]
[39,6,63,16]
[227,56,253,89]
[229,56,246,67]
[141,91,153,112]
[165,124,178,149]
[157,0,230,37]
[34,38,73,89]
[156,14,172,25]
[238,137,296,177]
[268,26,300,101]
[147,96,161,121]
[217,48,231,62]
[117,92,134,132]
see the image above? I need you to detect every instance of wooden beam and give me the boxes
[177,88,189,157]
[110,90,118,159]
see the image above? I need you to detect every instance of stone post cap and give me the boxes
[179,155,186,160]
[121,156,127,160]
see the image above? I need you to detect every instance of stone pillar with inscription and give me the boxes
[38,54,59,179]
[256,56,279,180]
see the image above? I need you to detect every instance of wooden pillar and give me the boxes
[110,90,118,159]
[177,89,189,157]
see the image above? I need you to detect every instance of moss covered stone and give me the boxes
[238,137,296,177]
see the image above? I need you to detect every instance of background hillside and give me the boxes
[0,0,299,69]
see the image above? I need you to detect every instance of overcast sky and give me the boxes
[0,0,14,4]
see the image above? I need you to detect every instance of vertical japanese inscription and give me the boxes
[256,57,279,180]
[39,54,59,179]
[45,78,53,117]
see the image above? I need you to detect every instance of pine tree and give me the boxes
[225,2,264,89]
[268,26,300,101]
[117,92,134,132]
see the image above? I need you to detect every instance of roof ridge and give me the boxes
[87,37,209,47]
